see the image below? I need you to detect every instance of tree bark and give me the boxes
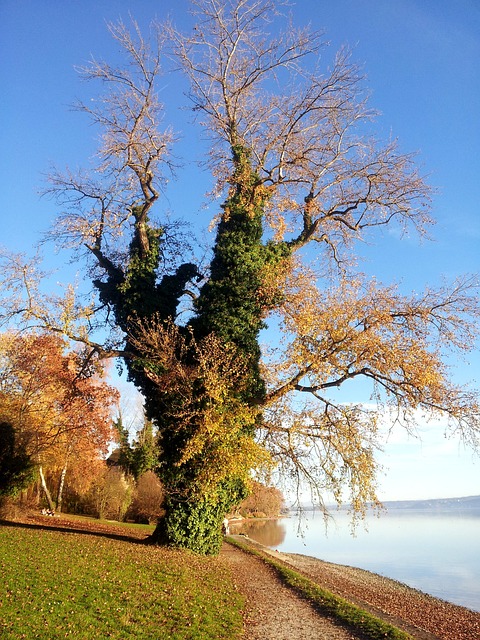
[56,462,68,513]
[38,465,55,512]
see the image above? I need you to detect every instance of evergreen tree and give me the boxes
[0,422,35,497]
[130,419,158,480]
[112,415,134,475]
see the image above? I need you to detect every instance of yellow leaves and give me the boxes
[262,395,381,516]
[259,269,480,516]
[267,272,471,413]
[59,284,77,335]
[264,206,292,242]
[129,317,272,498]
[176,386,272,499]
[177,397,271,498]
[195,334,250,402]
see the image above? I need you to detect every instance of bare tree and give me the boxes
[175,0,432,265]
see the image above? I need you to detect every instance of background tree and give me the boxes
[0,332,119,511]
[0,422,35,498]
[237,481,285,518]
[85,466,134,521]
[130,418,158,479]
[128,470,164,524]
[113,414,159,480]
[0,0,478,553]
[55,454,108,515]
[112,413,135,475]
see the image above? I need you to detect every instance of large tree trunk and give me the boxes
[149,484,245,555]
[150,498,224,555]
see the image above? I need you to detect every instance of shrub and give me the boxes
[128,471,164,524]
[84,467,134,521]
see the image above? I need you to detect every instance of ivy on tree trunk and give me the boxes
[96,147,285,554]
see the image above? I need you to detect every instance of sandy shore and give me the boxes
[234,536,480,640]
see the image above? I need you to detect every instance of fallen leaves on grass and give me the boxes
[0,521,243,639]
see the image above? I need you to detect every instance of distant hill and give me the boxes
[298,495,480,512]
[382,495,480,511]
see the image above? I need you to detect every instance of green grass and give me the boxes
[0,523,244,639]
[228,537,414,640]
[53,512,156,533]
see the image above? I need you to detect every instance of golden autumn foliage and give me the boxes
[260,271,479,509]
[0,332,119,508]
[129,317,271,500]
[237,480,285,518]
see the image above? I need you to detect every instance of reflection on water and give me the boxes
[234,510,480,612]
[230,518,286,547]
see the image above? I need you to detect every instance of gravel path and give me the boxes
[223,537,480,640]
[276,551,480,640]
[221,542,361,639]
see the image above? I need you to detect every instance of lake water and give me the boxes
[230,507,480,612]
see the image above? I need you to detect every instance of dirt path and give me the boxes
[220,542,362,639]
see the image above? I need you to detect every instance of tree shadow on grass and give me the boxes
[0,517,151,545]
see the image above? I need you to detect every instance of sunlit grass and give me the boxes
[0,524,244,639]
[51,512,156,533]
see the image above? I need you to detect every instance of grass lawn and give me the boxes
[0,519,244,639]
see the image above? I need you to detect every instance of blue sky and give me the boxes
[1,0,479,501]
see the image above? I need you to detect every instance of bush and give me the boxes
[128,471,164,524]
[84,467,134,521]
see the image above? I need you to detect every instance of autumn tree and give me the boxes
[128,470,164,524]
[0,332,119,511]
[237,481,285,518]
[1,0,478,553]
[85,466,134,521]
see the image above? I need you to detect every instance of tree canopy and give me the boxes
[0,0,478,554]
[0,332,119,511]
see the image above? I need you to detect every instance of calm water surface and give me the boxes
[231,508,480,612]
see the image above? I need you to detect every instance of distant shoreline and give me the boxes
[295,494,480,512]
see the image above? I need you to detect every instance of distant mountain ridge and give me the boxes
[298,495,480,511]
[382,495,480,511]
